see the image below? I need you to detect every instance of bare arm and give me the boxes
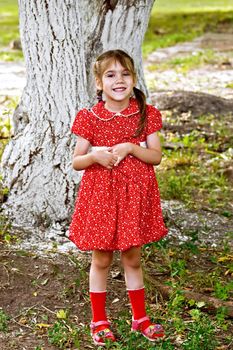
[109,132,162,166]
[72,137,95,170]
[130,132,162,165]
[72,136,118,171]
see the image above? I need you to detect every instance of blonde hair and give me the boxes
[93,50,147,137]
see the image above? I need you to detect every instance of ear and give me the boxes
[95,78,102,90]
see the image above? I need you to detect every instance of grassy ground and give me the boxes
[0,1,233,349]
[157,112,233,216]
[0,0,233,61]
[153,0,233,13]
[146,49,232,74]
[143,0,233,56]
[0,233,233,349]
[1,100,233,349]
[0,0,22,61]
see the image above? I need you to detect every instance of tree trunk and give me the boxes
[2,0,155,234]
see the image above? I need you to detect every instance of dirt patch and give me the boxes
[0,234,233,349]
[0,248,129,349]
[151,90,233,116]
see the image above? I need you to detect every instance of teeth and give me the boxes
[113,88,125,91]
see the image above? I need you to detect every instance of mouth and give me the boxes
[113,87,126,92]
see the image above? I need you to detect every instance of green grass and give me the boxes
[0,0,23,61]
[157,116,233,213]
[143,0,233,56]
[0,0,19,38]
[0,309,10,332]
[0,96,17,220]
[48,319,80,349]
[0,1,232,61]
[0,50,23,61]
[158,163,232,210]
[153,0,233,13]
[1,241,233,348]
[147,49,219,73]
[0,96,18,157]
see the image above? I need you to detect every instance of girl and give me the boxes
[69,49,168,346]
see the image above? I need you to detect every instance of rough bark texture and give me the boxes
[2,0,155,233]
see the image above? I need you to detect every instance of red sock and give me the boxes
[127,288,151,331]
[90,291,107,332]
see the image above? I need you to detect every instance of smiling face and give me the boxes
[96,59,136,108]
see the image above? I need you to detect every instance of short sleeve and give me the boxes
[146,105,163,135]
[71,108,93,142]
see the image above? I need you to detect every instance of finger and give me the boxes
[114,157,121,166]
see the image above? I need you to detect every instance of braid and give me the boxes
[133,87,147,137]
[96,89,103,102]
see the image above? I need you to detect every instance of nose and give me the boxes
[115,74,124,83]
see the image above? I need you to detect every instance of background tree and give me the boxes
[2,0,155,233]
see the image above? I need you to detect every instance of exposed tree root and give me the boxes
[146,275,233,318]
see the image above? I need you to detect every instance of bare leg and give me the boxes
[89,250,113,291]
[121,246,143,289]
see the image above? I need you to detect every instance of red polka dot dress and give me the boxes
[69,98,168,251]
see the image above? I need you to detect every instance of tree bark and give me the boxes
[2,0,155,233]
[146,276,233,318]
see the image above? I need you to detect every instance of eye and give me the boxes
[105,73,115,78]
[123,71,130,76]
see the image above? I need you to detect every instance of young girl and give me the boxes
[69,49,168,346]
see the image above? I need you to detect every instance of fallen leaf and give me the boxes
[36,323,51,329]
[56,309,67,319]
[218,255,233,263]
[41,278,49,286]
[196,301,205,308]
[19,317,27,325]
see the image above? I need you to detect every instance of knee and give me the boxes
[121,251,141,269]
[92,252,113,269]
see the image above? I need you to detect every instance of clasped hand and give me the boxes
[94,143,131,169]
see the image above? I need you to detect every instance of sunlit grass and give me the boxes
[157,121,233,214]
[0,50,23,61]
[1,1,233,62]
[146,49,218,72]
[0,0,21,61]
[153,0,233,14]
[143,2,233,56]
[0,96,17,204]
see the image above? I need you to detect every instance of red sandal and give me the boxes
[90,320,116,346]
[131,316,165,341]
